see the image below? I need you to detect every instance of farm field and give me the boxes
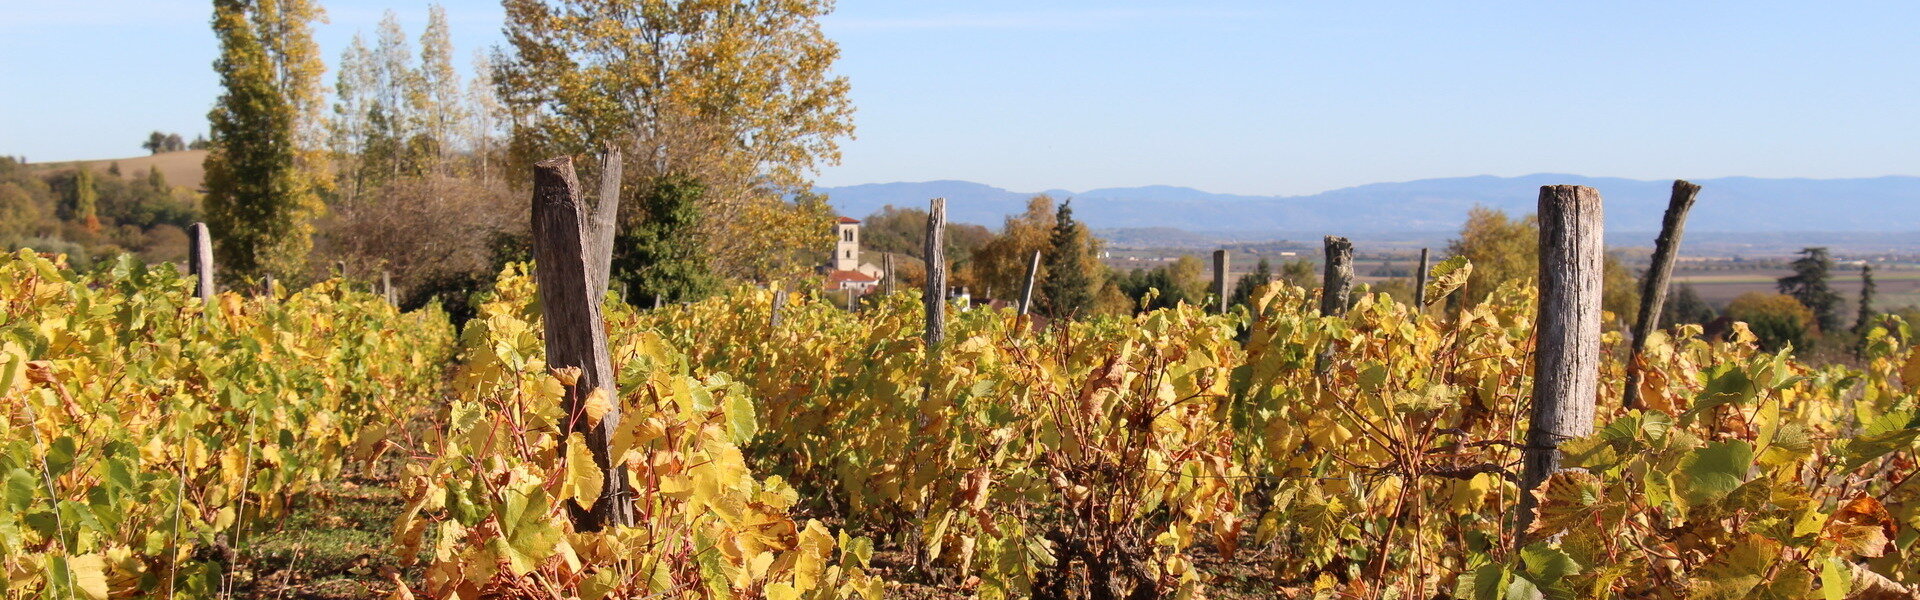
[5,248,1919,599]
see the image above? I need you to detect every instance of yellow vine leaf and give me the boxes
[564,433,603,511]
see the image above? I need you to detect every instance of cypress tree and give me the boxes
[1040,200,1096,318]
[203,0,327,284]
[1230,258,1274,309]
[1855,264,1877,335]
[1777,247,1841,333]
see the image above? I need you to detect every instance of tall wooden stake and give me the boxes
[1019,249,1041,316]
[529,156,630,531]
[1623,180,1701,409]
[1321,236,1353,317]
[1414,248,1430,308]
[188,222,214,301]
[586,145,623,299]
[381,270,396,306]
[771,289,788,327]
[924,198,948,349]
[1517,185,1605,542]
[1213,249,1231,314]
[883,253,896,296]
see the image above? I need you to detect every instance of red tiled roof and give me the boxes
[836,216,861,224]
[826,269,879,285]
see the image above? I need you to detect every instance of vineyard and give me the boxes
[4,232,1919,599]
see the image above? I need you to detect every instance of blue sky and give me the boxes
[2,1,1916,196]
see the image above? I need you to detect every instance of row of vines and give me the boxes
[5,247,1919,599]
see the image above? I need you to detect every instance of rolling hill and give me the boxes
[29,150,208,191]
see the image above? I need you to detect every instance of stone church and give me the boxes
[822,217,885,293]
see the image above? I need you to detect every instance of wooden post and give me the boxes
[1414,248,1430,308]
[653,295,662,310]
[1623,180,1701,409]
[1019,249,1041,316]
[924,198,947,348]
[529,156,631,531]
[771,290,788,328]
[1320,236,1353,317]
[335,260,347,281]
[847,289,856,312]
[188,222,214,301]
[381,270,396,306]
[261,274,275,299]
[883,253,896,296]
[586,145,623,299]
[1517,185,1605,541]
[1213,249,1231,314]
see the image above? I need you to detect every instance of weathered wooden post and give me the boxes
[653,295,662,310]
[381,270,396,306]
[771,289,788,327]
[1320,236,1353,317]
[587,145,623,297]
[261,274,275,300]
[529,156,630,531]
[1516,185,1605,542]
[924,198,948,348]
[1414,248,1430,308]
[188,222,214,301]
[846,289,856,312]
[1019,250,1041,316]
[883,253,896,296]
[1623,180,1701,410]
[1213,249,1231,314]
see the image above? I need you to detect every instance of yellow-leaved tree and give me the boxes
[496,0,856,285]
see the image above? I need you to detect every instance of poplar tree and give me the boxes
[203,0,328,283]
[69,166,99,231]
[417,5,465,170]
[1040,200,1099,318]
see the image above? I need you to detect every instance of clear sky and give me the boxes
[2,1,1916,196]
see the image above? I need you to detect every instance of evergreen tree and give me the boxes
[203,0,328,284]
[1039,200,1097,318]
[1230,258,1275,309]
[1661,283,1718,328]
[612,175,719,304]
[1776,247,1841,333]
[1854,264,1877,335]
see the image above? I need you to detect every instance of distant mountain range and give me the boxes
[814,174,1920,236]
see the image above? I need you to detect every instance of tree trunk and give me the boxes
[189,222,214,302]
[924,198,948,349]
[1624,180,1700,409]
[1321,236,1353,317]
[1517,185,1605,543]
[530,156,631,532]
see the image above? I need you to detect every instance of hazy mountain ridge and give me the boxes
[814,174,1920,234]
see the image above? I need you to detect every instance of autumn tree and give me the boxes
[203,0,329,284]
[970,196,1057,300]
[496,0,856,283]
[1447,206,1638,319]
[1040,200,1101,318]
[1777,247,1840,333]
[1727,292,1816,352]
